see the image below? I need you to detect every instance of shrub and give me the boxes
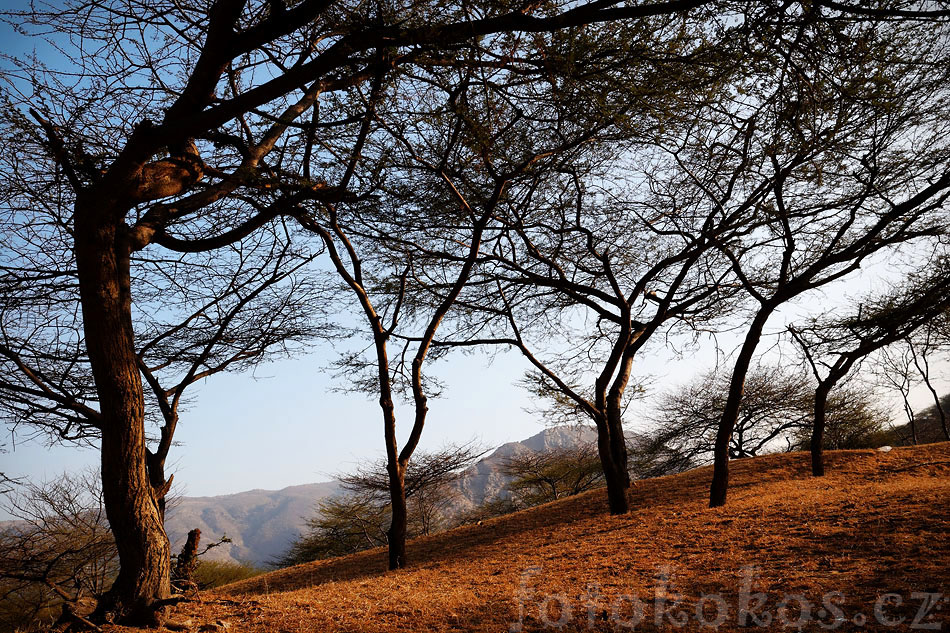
[192,560,264,590]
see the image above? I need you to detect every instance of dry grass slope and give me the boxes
[116,444,950,632]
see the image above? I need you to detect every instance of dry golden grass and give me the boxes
[115,444,950,632]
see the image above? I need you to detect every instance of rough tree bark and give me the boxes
[75,207,170,625]
[594,414,630,515]
[385,460,408,570]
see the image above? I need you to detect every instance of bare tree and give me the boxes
[789,382,891,452]
[905,316,950,441]
[292,72,508,569]
[647,364,814,463]
[500,444,605,507]
[338,444,486,537]
[687,8,950,506]
[0,472,117,631]
[878,345,923,446]
[790,262,950,475]
[279,444,483,566]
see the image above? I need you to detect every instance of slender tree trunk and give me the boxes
[75,211,170,625]
[594,414,629,514]
[376,349,407,570]
[386,461,408,570]
[810,382,831,477]
[920,372,949,441]
[910,340,949,441]
[710,308,772,508]
[146,456,169,523]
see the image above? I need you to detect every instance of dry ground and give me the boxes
[118,444,950,632]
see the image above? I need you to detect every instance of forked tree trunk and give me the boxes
[595,414,630,515]
[810,383,831,477]
[386,462,408,570]
[75,211,170,625]
[595,339,636,515]
[710,308,771,508]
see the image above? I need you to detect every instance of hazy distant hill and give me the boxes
[166,482,341,566]
[166,426,596,565]
[450,425,597,514]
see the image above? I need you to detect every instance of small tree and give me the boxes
[500,444,605,507]
[0,472,117,631]
[790,384,891,451]
[789,261,950,475]
[646,364,813,465]
[276,494,391,566]
[278,444,484,566]
[338,444,486,534]
[626,432,699,479]
[906,318,950,442]
[452,497,521,526]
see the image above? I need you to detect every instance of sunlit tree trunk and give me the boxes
[75,207,170,624]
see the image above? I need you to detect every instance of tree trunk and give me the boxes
[810,383,831,477]
[595,414,630,515]
[594,338,636,515]
[710,308,771,508]
[386,462,408,570]
[378,366,407,569]
[75,210,170,625]
[932,392,950,441]
[605,375,632,491]
[150,462,169,523]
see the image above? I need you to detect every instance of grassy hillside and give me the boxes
[127,444,950,632]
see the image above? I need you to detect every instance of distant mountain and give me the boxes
[165,482,340,566]
[450,425,597,513]
[165,426,596,565]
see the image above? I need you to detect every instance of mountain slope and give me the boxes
[450,425,597,512]
[165,482,340,565]
[149,442,950,632]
